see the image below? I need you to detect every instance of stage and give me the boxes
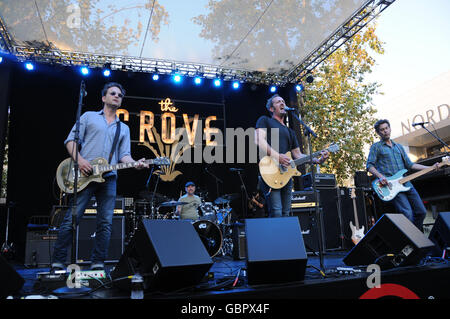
[8,250,450,301]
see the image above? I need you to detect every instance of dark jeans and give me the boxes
[260,179,293,217]
[391,186,426,231]
[52,175,117,265]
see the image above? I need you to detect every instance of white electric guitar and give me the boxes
[349,188,364,245]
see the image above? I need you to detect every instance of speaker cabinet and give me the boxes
[292,207,325,253]
[428,212,450,256]
[343,214,436,268]
[0,254,25,298]
[245,217,307,285]
[111,220,213,292]
[76,215,125,264]
[24,230,70,267]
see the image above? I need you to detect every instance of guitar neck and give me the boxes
[352,197,359,228]
[292,150,323,166]
[399,162,444,184]
[98,159,152,173]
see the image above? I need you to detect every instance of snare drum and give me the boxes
[192,220,222,257]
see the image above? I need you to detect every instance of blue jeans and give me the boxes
[391,185,426,231]
[262,179,293,218]
[52,175,117,265]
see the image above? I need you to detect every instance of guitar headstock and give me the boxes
[327,143,340,153]
[350,188,356,199]
[154,157,171,165]
[441,156,450,166]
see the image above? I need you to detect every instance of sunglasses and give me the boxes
[109,91,124,98]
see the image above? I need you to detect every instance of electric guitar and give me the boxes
[258,143,339,189]
[372,156,449,201]
[349,188,364,245]
[56,156,170,194]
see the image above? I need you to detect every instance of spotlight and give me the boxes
[306,75,314,83]
[232,81,240,89]
[270,85,277,93]
[213,78,221,87]
[103,69,111,77]
[296,84,304,92]
[152,74,159,81]
[194,77,202,85]
[0,56,3,63]
[173,74,182,83]
[80,66,89,76]
[25,62,35,71]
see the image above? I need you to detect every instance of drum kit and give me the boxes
[125,191,240,258]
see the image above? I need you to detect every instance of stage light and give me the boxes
[103,69,111,77]
[213,79,221,87]
[296,84,304,92]
[306,75,314,83]
[25,62,35,71]
[270,85,277,93]
[194,77,202,85]
[232,81,240,89]
[152,74,159,81]
[0,57,3,64]
[80,66,89,76]
[173,74,182,83]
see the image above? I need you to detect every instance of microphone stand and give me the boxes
[417,123,450,156]
[230,168,249,219]
[54,80,90,294]
[288,110,325,272]
[205,166,223,199]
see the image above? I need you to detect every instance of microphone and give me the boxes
[412,121,429,127]
[284,107,296,111]
[229,168,244,172]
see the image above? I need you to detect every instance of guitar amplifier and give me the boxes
[291,191,317,209]
[84,197,125,215]
[302,173,336,189]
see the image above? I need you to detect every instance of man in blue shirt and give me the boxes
[367,119,437,231]
[52,82,148,271]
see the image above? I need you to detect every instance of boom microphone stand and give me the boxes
[416,123,450,156]
[54,81,90,295]
[287,109,325,271]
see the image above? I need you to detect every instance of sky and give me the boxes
[367,0,450,117]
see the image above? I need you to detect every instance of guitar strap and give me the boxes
[108,121,121,164]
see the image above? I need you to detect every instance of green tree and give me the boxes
[299,21,384,185]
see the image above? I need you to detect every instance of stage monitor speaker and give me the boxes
[111,220,213,292]
[343,214,435,269]
[0,254,25,298]
[76,215,125,264]
[245,217,307,285]
[428,212,450,256]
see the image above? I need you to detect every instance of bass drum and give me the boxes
[192,220,222,257]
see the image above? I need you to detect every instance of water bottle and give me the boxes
[130,273,144,299]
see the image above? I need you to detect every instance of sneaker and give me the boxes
[90,263,105,271]
[50,263,65,273]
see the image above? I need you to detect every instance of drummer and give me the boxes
[176,181,202,220]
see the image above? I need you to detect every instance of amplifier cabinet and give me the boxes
[76,215,125,264]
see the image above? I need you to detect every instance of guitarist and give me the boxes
[255,94,328,218]
[51,82,148,272]
[366,119,438,231]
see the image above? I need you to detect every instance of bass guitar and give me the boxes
[349,188,364,245]
[56,156,170,194]
[372,156,449,201]
[259,143,339,189]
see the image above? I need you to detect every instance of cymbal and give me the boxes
[139,190,169,203]
[214,193,240,204]
[159,200,188,207]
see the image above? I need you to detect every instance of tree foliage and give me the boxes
[300,22,384,185]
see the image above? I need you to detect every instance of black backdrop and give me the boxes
[0,61,296,260]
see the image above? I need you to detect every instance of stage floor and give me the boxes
[8,250,450,302]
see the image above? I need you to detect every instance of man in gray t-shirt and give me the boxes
[176,181,202,220]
